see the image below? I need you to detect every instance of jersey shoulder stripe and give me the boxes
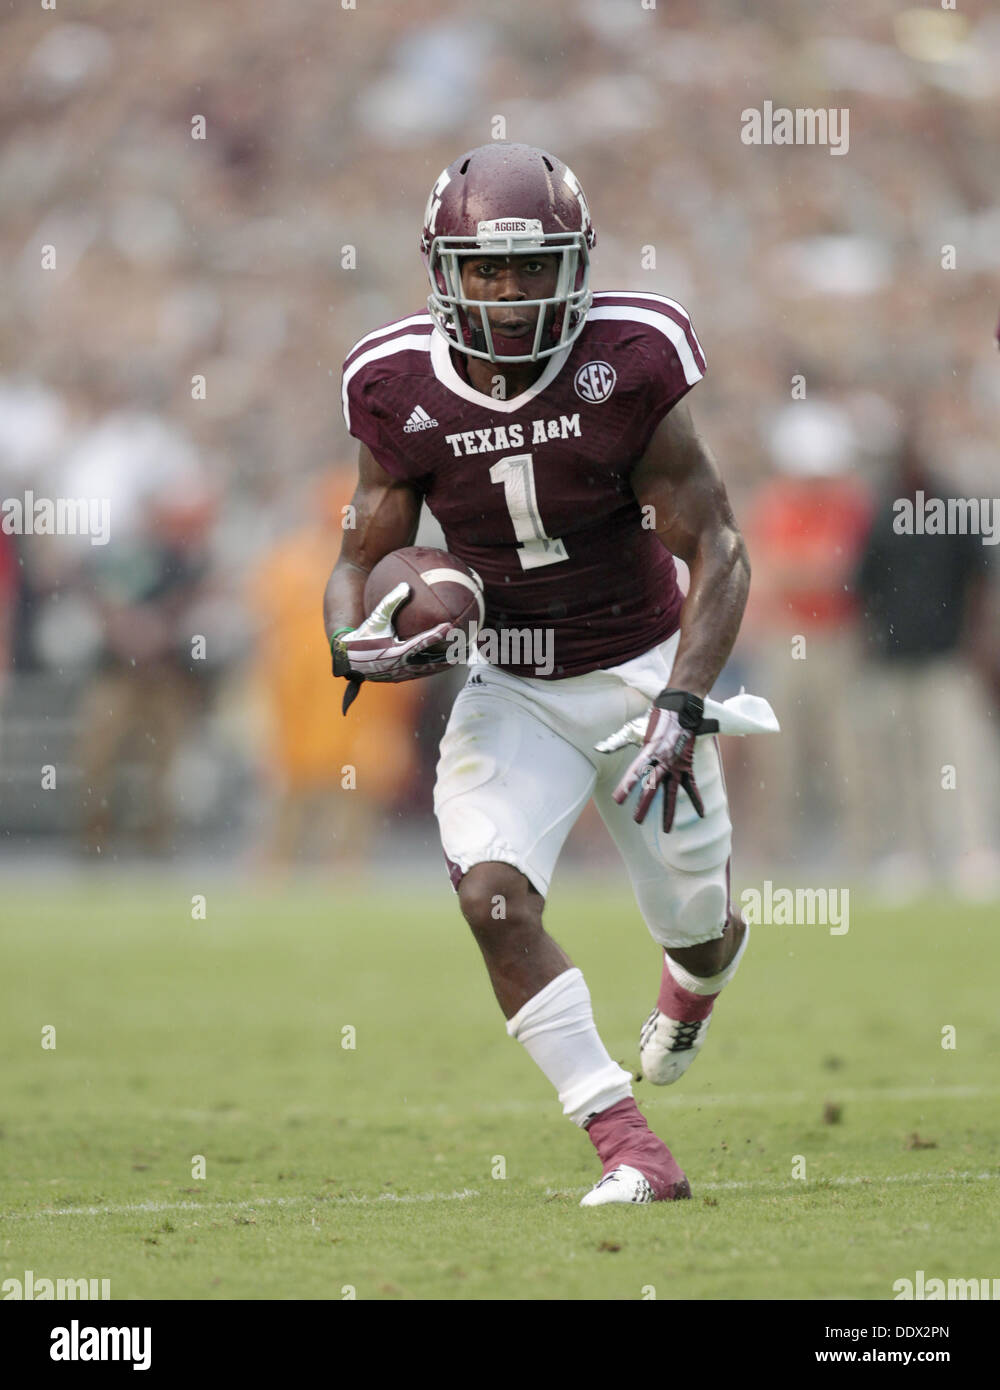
[587,298,706,386]
[590,290,705,373]
[343,311,434,371]
[342,328,433,433]
[592,289,693,316]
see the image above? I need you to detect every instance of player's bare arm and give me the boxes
[324,444,454,700]
[631,400,750,701]
[607,400,751,835]
[322,442,421,642]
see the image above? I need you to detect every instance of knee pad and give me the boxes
[635,867,729,950]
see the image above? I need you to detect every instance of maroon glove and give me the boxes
[611,689,707,832]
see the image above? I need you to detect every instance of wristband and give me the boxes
[329,626,355,652]
[654,688,706,730]
[330,626,358,682]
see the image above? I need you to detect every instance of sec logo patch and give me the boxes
[574,361,617,403]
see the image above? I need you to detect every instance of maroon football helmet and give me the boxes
[420,143,596,363]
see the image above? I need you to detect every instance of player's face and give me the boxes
[459,254,560,341]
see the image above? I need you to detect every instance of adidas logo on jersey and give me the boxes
[403,405,439,433]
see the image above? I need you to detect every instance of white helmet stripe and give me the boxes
[424,168,451,239]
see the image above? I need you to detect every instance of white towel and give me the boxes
[594,691,779,753]
[598,633,780,750]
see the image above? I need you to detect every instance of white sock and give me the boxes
[666,920,751,996]
[505,968,633,1127]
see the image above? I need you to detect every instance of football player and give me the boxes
[325,143,754,1205]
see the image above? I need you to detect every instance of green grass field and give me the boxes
[2,875,998,1300]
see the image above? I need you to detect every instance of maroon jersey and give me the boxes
[342,292,706,678]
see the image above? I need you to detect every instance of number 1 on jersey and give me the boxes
[489,453,569,570]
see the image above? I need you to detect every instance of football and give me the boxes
[363,546,485,653]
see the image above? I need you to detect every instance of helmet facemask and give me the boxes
[426,220,592,364]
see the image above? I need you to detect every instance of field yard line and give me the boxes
[695,1170,998,1193]
[544,1170,1000,1197]
[1,1190,483,1220]
[628,1082,989,1114]
[147,1084,999,1126]
[366,1083,1000,1119]
[3,1170,996,1220]
[654,1083,998,1109]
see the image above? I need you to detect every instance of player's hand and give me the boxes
[331,582,454,684]
[599,689,707,832]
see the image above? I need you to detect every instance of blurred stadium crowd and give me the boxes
[0,0,997,892]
